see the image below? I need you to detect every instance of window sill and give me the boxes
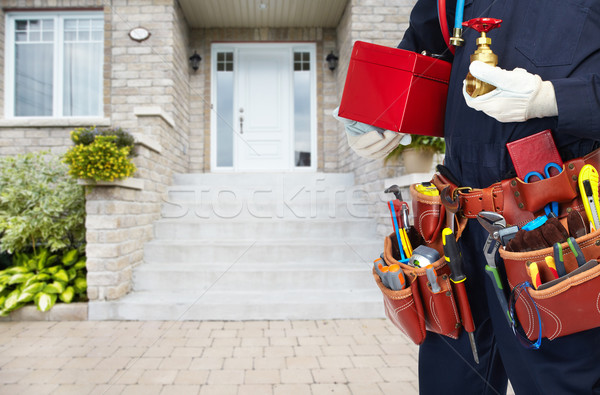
[0,117,111,128]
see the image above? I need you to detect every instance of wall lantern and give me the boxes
[189,51,202,71]
[326,51,339,71]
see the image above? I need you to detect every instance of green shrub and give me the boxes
[63,127,137,182]
[0,152,86,254]
[0,248,87,314]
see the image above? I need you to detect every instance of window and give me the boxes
[5,12,104,117]
[293,51,311,167]
[215,51,234,167]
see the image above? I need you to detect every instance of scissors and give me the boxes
[523,162,562,217]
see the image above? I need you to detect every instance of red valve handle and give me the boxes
[462,18,502,33]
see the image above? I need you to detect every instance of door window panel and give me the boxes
[293,51,311,167]
[216,52,234,167]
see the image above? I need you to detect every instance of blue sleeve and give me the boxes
[553,75,600,140]
[398,0,454,60]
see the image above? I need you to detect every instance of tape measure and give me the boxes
[415,182,439,196]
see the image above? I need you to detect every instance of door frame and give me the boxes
[210,42,317,172]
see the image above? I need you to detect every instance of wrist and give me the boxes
[528,80,558,119]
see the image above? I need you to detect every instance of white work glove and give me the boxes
[463,61,558,123]
[332,107,411,160]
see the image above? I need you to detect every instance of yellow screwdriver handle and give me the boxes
[578,165,600,231]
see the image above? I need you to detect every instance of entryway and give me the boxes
[210,43,316,171]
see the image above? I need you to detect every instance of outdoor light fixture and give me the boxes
[326,51,339,71]
[189,51,202,71]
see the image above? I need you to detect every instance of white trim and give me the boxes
[210,42,317,172]
[0,117,110,128]
[4,11,104,119]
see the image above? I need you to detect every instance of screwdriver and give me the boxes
[442,228,479,364]
[386,264,406,291]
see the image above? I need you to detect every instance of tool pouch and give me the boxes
[500,228,600,341]
[377,233,462,344]
[409,183,446,244]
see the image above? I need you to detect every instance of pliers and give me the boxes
[477,212,517,325]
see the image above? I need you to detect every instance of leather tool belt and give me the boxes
[376,147,600,345]
[432,147,600,227]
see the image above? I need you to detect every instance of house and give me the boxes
[0,0,420,320]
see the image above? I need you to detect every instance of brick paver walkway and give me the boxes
[0,319,420,395]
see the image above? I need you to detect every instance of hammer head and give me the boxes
[384,185,403,201]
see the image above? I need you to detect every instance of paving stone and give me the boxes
[174,370,209,385]
[311,383,352,395]
[273,383,312,395]
[318,356,353,369]
[311,368,347,384]
[160,384,202,395]
[207,369,244,385]
[199,384,237,395]
[280,369,313,384]
[285,356,320,369]
[244,369,280,384]
[238,384,274,395]
[121,384,163,395]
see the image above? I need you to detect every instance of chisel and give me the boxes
[442,228,479,364]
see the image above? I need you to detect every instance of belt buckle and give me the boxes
[453,187,473,201]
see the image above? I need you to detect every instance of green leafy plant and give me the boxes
[63,127,137,182]
[0,152,86,254]
[0,248,87,314]
[386,135,445,163]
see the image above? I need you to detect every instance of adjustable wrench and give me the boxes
[477,211,517,325]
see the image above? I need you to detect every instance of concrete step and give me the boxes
[153,218,377,240]
[88,288,385,321]
[143,239,383,264]
[160,200,372,220]
[132,261,375,291]
[172,172,356,187]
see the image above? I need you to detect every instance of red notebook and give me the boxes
[506,130,563,180]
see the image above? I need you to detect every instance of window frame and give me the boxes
[4,11,104,119]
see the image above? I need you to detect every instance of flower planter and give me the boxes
[401,148,435,174]
[77,178,143,190]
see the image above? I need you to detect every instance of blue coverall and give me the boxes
[398,0,600,393]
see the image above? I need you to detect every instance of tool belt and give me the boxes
[377,147,600,345]
[431,147,600,227]
[499,229,600,341]
[374,187,468,345]
[374,232,461,344]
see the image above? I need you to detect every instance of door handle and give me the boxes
[239,116,244,134]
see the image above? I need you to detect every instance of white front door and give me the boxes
[236,48,291,170]
[211,43,316,172]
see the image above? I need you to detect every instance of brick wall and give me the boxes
[335,0,417,234]
[85,0,190,301]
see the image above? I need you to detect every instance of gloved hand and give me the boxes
[462,61,558,123]
[332,107,411,160]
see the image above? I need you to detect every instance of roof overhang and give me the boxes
[179,0,349,28]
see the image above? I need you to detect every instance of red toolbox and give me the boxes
[339,41,451,138]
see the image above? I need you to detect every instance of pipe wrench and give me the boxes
[477,212,517,325]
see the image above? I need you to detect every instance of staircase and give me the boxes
[89,173,385,320]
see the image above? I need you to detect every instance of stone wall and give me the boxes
[85,0,190,301]
[335,0,417,234]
